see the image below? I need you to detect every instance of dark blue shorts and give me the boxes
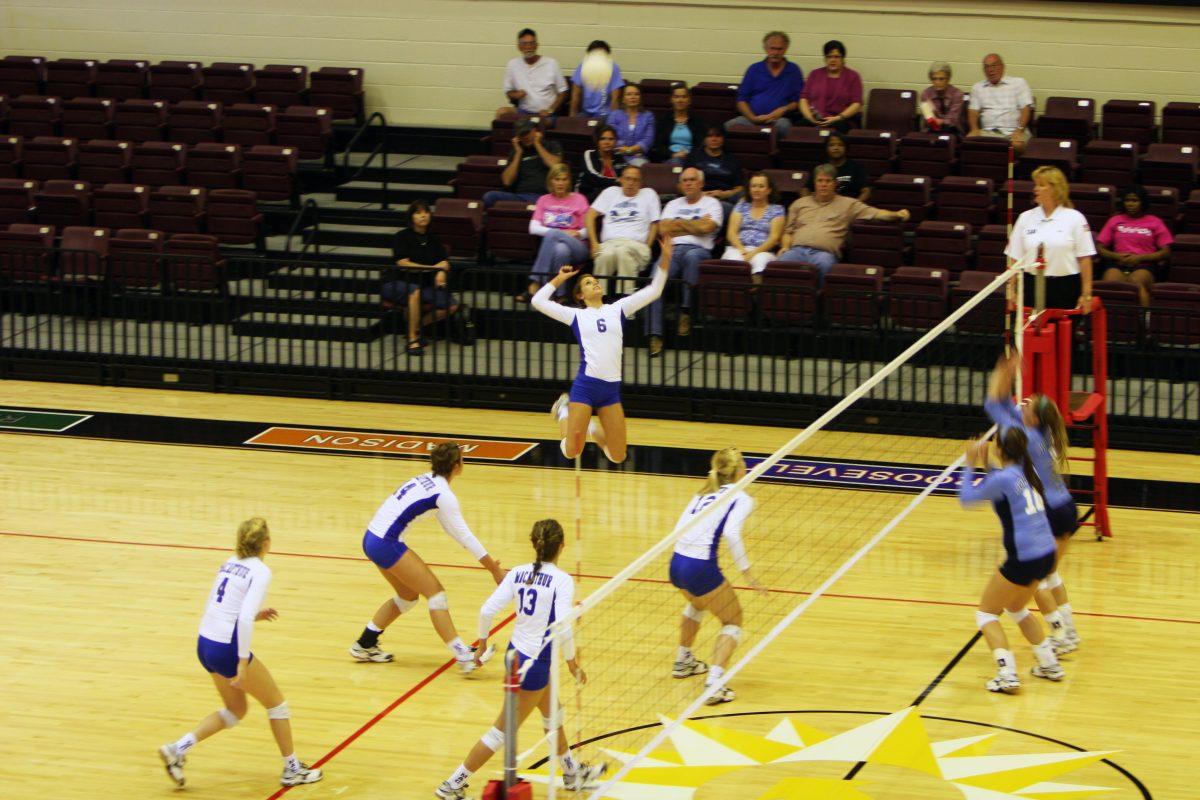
[509,643,552,691]
[197,633,251,678]
[363,531,409,570]
[999,550,1057,586]
[669,553,726,597]
[1047,500,1079,539]
[569,373,621,409]
[381,282,456,310]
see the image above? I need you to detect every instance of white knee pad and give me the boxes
[266,701,290,720]
[976,610,1000,629]
[682,603,704,622]
[1006,609,1031,624]
[719,624,742,643]
[543,706,564,731]
[218,708,240,729]
[427,591,449,611]
[393,595,419,614]
[481,726,505,752]
[1042,572,1064,590]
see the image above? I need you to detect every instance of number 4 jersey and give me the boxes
[198,556,272,658]
[479,561,575,661]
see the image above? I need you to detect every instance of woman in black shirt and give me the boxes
[385,199,457,355]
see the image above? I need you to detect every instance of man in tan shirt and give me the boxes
[778,163,908,282]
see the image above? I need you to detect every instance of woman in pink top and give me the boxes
[799,40,863,134]
[521,163,590,300]
[1096,185,1173,307]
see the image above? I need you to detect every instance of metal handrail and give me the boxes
[339,111,391,209]
[283,198,321,257]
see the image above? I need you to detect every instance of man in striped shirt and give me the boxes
[967,53,1034,153]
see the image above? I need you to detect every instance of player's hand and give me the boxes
[558,264,580,279]
[744,573,768,594]
[570,664,588,686]
[255,608,279,622]
[964,437,989,465]
[491,563,508,585]
[474,640,488,668]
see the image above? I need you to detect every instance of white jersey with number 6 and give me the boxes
[479,561,576,660]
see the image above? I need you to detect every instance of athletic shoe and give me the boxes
[563,761,607,791]
[986,673,1021,693]
[1064,627,1081,646]
[672,655,708,679]
[435,780,467,799]
[280,762,323,786]
[158,743,185,787]
[349,642,394,662]
[551,392,569,422]
[704,685,736,705]
[455,652,478,674]
[1050,636,1077,656]
[1031,663,1065,681]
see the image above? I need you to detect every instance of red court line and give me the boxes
[263,612,517,800]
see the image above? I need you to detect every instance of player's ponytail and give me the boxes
[1031,394,1070,475]
[996,428,1045,501]
[431,442,463,477]
[528,518,565,584]
[700,447,743,494]
[236,517,270,559]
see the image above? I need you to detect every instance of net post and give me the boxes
[546,637,561,800]
[503,646,521,794]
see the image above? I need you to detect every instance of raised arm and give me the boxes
[615,238,670,316]
[531,267,580,325]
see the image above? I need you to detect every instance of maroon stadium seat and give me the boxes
[222,103,276,147]
[762,169,809,207]
[959,136,1010,182]
[275,106,332,160]
[689,83,739,127]
[1161,101,1200,147]
[724,124,775,171]
[824,262,884,327]
[1168,233,1200,284]
[186,143,242,190]
[1035,97,1097,144]
[149,185,207,234]
[870,173,933,225]
[309,67,365,123]
[974,225,1010,273]
[1079,140,1138,187]
[759,260,819,325]
[951,270,1006,333]
[865,88,918,136]
[201,62,255,105]
[485,200,539,263]
[844,219,906,272]
[1149,282,1200,345]
[1071,183,1117,232]
[889,265,949,330]
[96,59,149,100]
[167,100,223,145]
[936,176,994,229]
[9,95,61,138]
[431,197,484,261]
[640,163,683,198]
[1091,280,1142,343]
[44,58,98,100]
[253,65,308,108]
[22,136,78,181]
[113,98,168,142]
[130,141,185,187]
[61,97,115,140]
[149,60,203,103]
[109,227,164,288]
[845,129,897,181]
[0,178,38,224]
[59,225,111,281]
[241,145,297,202]
[452,155,507,200]
[0,56,45,97]
[0,135,22,179]
[93,183,150,229]
[165,233,226,291]
[0,221,54,282]
[33,179,91,229]
[898,131,956,180]
[77,140,132,184]
[1138,143,1198,194]
[697,259,753,320]
[1017,138,1078,180]
[913,220,973,275]
[1101,99,1156,151]
[777,127,832,171]
[206,188,262,245]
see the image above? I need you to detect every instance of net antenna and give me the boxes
[539,268,1017,799]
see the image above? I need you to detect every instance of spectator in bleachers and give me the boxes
[966,53,1033,153]
[798,40,863,134]
[586,165,661,291]
[685,126,745,211]
[569,40,625,120]
[812,132,870,201]
[651,85,709,165]
[721,172,785,281]
[522,163,591,302]
[644,167,724,356]
[1096,185,1172,307]
[777,163,909,283]
[607,85,655,167]
[1005,166,1095,311]
[484,117,563,208]
[727,31,804,136]
[921,61,965,135]
[384,199,457,356]
[579,124,627,201]
[499,28,567,119]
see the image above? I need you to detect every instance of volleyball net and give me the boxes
[530,267,1017,799]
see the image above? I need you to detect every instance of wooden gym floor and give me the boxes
[0,380,1195,799]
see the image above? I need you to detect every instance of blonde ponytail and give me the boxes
[700,447,743,494]
[236,517,270,559]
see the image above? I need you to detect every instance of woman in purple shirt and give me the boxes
[799,40,863,134]
[920,61,965,135]
[607,84,655,167]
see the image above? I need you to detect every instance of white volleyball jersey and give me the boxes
[198,556,271,658]
[672,484,754,571]
[531,266,667,382]
[479,561,576,660]
[365,471,487,559]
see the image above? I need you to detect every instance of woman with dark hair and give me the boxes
[1096,185,1173,307]
[384,199,458,355]
[578,124,627,201]
[799,39,863,133]
[815,132,870,201]
[651,84,709,164]
[607,84,655,166]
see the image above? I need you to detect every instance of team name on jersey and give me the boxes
[512,569,554,588]
[397,474,435,498]
[219,562,251,579]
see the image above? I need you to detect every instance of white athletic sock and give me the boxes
[1033,639,1058,667]
[1058,603,1075,629]
[449,637,470,657]
[1044,610,1065,634]
[561,751,579,773]
[676,646,692,662]
[366,621,382,633]
[174,732,197,755]
[993,648,1016,675]
[283,753,301,772]
[706,665,725,686]
[448,764,472,789]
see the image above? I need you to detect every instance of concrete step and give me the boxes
[231,310,387,342]
[335,180,451,205]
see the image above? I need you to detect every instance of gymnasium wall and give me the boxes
[1,0,1197,129]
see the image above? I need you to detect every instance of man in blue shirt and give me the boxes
[727,31,804,137]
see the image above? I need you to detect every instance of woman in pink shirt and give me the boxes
[799,40,863,133]
[521,163,590,301]
[1096,185,1173,307]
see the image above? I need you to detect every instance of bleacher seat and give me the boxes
[1150,282,1200,345]
[275,106,332,160]
[689,83,739,126]
[844,219,906,272]
[0,56,45,97]
[1144,185,1181,230]
[724,124,774,171]
[1181,192,1200,236]
[148,61,202,103]
[309,67,365,123]
[452,155,507,200]
[870,173,933,224]
[165,233,226,291]
[59,225,110,280]
[23,136,77,180]
[485,200,539,263]
[9,95,60,138]
[0,136,21,178]
[845,129,897,181]
[888,266,949,330]
[1035,97,1097,144]
[897,132,956,180]
[958,136,1010,182]
[1079,140,1138,187]
[759,260,819,325]
[951,270,1006,332]
[201,63,255,105]
[1092,280,1142,343]
[223,103,276,147]
[0,178,38,224]
[61,97,115,140]
[1138,143,1198,194]
[865,89,918,136]
[935,176,993,229]
[241,145,296,202]
[167,101,222,145]
[96,60,148,100]
[974,225,1009,272]
[697,259,753,321]
[44,59,97,100]
[109,227,164,288]
[1017,138,1078,179]
[761,169,808,206]
[0,93,9,132]
[254,65,308,108]
[186,143,241,190]
[130,141,185,187]
[431,198,484,261]
[149,185,206,234]
[545,116,599,167]
[206,189,261,246]
[913,220,972,275]
[1071,183,1117,232]
[33,179,91,229]
[1161,102,1200,147]
[1101,99,1156,150]
[1169,233,1200,284]
[640,163,683,197]
[93,183,149,229]
[0,222,54,282]
[777,127,831,171]
[824,263,884,327]
[77,140,132,184]
[113,98,167,142]
[638,79,685,115]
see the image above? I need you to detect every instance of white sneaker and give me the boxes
[281,762,323,786]
[1050,635,1077,656]
[672,655,708,679]
[551,392,570,422]
[704,685,735,705]
[986,673,1021,693]
[435,780,467,799]
[1032,663,1065,681]
[158,743,185,787]
[1064,627,1081,646]
[563,761,607,791]
[349,642,394,662]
